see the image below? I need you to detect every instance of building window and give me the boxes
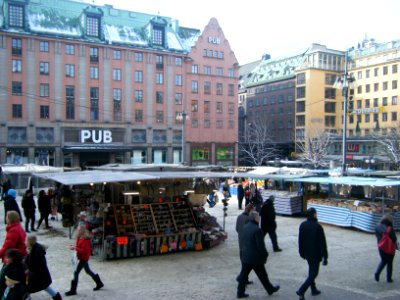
[383,66,388,75]
[374,83,379,92]
[216,67,223,76]
[135,70,143,83]
[191,81,198,93]
[228,68,234,78]
[373,113,378,122]
[296,87,306,98]
[152,26,164,46]
[12,104,22,118]
[191,100,198,112]
[296,101,305,113]
[228,102,234,114]
[357,86,362,94]
[325,88,336,99]
[156,91,163,104]
[175,93,182,105]
[12,60,22,73]
[216,102,223,113]
[216,83,223,95]
[39,41,49,52]
[113,50,121,60]
[113,69,121,81]
[297,73,306,85]
[392,80,397,89]
[204,66,211,75]
[357,71,362,80]
[365,69,370,78]
[65,64,75,77]
[90,47,99,63]
[9,4,24,27]
[216,120,223,128]
[324,102,336,113]
[325,116,335,127]
[12,38,22,56]
[156,111,164,123]
[204,81,211,94]
[373,98,379,107]
[90,66,98,79]
[204,101,211,113]
[39,106,49,119]
[40,84,49,97]
[156,55,163,69]
[228,84,235,96]
[392,96,398,105]
[382,97,388,106]
[392,112,397,121]
[175,57,182,66]
[86,15,100,37]
[66,86,75,120]
[392,64,398,74]
[12,81,22,95]
[191,119,198,128]
[374,68,379,76]
[365,84,370,93]
[65,44,75,55]
[175,75,182,86]
[357,100,362,109]
[365,99,370,108]
[90,87,99,121]
[382,112,388,122]
[204,120,210,128]
[113,88,121,121]
[135,52,143,62]
[192,147,209,161]
[135,110,143,122]
[156,72,163,84]
[192,65,198,74]
[135,90,143,103]
[365,114,370,123]
[39,62,49,75]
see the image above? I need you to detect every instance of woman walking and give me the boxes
[65,225,103,296]
[21,190,36,233]
[37,190,52,230]
[374,215,397,282]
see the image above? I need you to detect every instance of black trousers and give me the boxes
[37,212,50,228]
[376,249,394,280]
[237,263,274,295]
[238,196,244,209]
[298,258,320,295]
[263,229,279,251]
[24,211,35,231]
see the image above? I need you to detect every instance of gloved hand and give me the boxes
[322,259,328,266]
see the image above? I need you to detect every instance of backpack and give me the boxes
[378,226,396,255]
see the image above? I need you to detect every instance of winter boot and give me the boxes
[65,280,78,296]
[53,292,63,300]
[93,274,104,291]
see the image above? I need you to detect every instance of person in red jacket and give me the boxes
[0,211,27,265]
[65,225,103,296]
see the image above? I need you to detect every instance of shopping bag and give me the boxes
[378,226,396,255]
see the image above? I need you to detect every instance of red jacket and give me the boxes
[0,223,27,262]
[76,238,91,261]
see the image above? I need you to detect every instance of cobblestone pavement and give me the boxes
[1,196,400,300]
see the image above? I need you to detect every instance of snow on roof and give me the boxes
[28,13,81,36]
[104,24,147,46]
[167,31,184,51]
[290,176,400,187]
[2,164,63,174]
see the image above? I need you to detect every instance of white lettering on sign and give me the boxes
[352,107,379,115]
[80,130,113,144]
[208,36,220,44]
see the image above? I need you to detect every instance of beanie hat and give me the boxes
[7,189,17,199]
[5,269,23,285]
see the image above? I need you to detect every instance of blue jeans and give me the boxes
[73,260,96,282]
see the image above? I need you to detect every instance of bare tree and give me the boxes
[373,127,400,170]
[296,126,332,168]
[239,121,278,166]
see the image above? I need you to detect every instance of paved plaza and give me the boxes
[1,196,399,300]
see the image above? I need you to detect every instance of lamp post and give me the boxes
[177,110,188,164]
[334,49,357,176]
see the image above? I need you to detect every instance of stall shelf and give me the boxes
[261,190,303,215]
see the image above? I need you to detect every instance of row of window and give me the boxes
[349,112,398,123]
[247,94,294,107]
[191,64,234,77]
[350,96,398,109]
[355,64,398,79]
[190,100,235,114]
[356,80,398,93]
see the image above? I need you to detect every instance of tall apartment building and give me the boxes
[0,0,238,167]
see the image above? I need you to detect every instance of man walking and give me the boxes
[237,181,245,210]
[260,196,282,252]
[296,207,328,300]
[236,211,280,298]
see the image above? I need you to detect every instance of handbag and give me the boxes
[378,226,396,255]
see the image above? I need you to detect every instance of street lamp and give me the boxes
[176,110,188,164]
[333,49,357,176]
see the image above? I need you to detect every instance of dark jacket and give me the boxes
[239,221,269,265]
[375,222,397,245]
[298,215,328,262]
[37,194,52,215]
[25,243,52,293]
[3,283,28,300]
[0,262,27,297]
[260,199,277,232]
[237,184,245,200]
[21,193,36,217]
[3,196,22,223]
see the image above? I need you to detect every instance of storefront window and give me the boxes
[216,147,234,160]
[131,150,147,165]
[152,149,167,164]
[6,148,28,165]
[35,149,54,166]
[132,130,146,143]
[153,130,167,144]
[63,153,73,168]
[192,147,209,161]
[173,149,182,164]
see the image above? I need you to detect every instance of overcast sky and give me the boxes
[88,0,400,65]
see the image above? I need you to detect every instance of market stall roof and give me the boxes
[289,176,400,187]
[1,164,63,174]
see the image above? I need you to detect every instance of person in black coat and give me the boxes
[296,207,328,300]
[236,212,280,298]
[374,214,397,282]
[21,190,36,233]
[3,189,22,224]
[237,181,245,210]
[0,249,27,297]
[25,235,62,300]
[260,196,282,252]
[2,269,28,300]
[37,190,53,230]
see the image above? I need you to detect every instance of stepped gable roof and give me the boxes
[0,0,200,52]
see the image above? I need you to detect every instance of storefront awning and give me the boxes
[63,145,132,152]
[289,176,400,187]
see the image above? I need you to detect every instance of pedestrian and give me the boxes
[237,180,245,210]
[37,190,52,230]
[236,211,280,298]
[21,190,36,233]
[296,207,328,300]
[222,180,231,199]
[244,183,251,206]
[25,235,62,300]
[0,249,27,297]
[65,225,103,296]
[235,204,254,286]
[260,196,282,252]
[2,268,28,300]
[2,178,11,200]
[374,214,397,283]
[3,189,22,225]
[0,211,27,266]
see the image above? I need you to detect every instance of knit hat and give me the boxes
[5,269,22,285]
[7,189,17,199]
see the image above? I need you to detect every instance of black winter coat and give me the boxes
[0,262,27,296]
[237,184,245,200]
[21,194,36,217]
[239,221,269,265]
[3,283,28,300]
[3,196,22,222]
[260,200,277,232]
[37,195,51,215]
[298,216,328,262]
[25,243,52,293]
